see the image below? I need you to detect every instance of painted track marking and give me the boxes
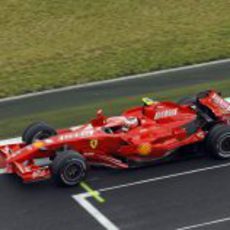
[98,162,230,192]
[73,193,119,230]
[176,216,230,230]
[80,182,105,203]
[73,162,230,230]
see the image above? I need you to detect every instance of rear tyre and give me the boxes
[22,122,57,144]
[51,150,87,187]
[206,124,230,159]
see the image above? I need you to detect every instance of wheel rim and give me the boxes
[62,162,83,184]
[218,134,230,157]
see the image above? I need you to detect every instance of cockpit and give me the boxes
[102,116,139,134]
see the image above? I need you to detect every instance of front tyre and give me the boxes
[51,150,87,187]
[206,124,230,159]
[22,122,57,144]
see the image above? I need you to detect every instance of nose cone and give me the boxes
[8,141,44,163]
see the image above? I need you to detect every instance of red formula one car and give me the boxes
[0,90,230,186]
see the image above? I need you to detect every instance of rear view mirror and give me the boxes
[97,109,104,117]
[91,109,106,127]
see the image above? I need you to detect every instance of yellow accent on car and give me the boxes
[142,97,155,106]
[138,143,152,156]
[33,141,45,148]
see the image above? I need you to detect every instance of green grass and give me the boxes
[0,79,229,139]
[0,0,229,98]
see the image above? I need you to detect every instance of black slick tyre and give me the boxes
[22,122,57,144]
[206,124,230,159]
[51,150,87,187]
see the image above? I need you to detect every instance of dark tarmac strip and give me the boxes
[0,60,229,119]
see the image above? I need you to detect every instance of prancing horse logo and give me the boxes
[90,139,98,149]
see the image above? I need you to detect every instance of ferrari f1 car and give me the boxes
[0,90,230,186]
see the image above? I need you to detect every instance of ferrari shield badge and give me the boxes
[90,139,98,149]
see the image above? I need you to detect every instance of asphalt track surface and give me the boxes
[2,157,230,230]
[0,61,230,230]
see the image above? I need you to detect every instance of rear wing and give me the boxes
[199,90,230,119]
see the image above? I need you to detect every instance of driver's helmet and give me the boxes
[105,116,138,132]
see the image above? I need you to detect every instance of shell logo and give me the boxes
[138,143,152,156]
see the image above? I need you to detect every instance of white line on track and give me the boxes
[0,58,229,103]
[72,162,230,230]
[176,217,230,230]
[73,193,119,230]
[98,162,230,192]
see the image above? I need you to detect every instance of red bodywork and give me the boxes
[0,90,229,183]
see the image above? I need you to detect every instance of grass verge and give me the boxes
[0,0,229,98]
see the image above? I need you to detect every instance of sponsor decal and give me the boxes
[154,109,178,120]
[69,125,83,131]
[83,152,95,157]
[59,125,94,141]
[90,139,98,149]
[138,143,152,156]
[212,94,230,111]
